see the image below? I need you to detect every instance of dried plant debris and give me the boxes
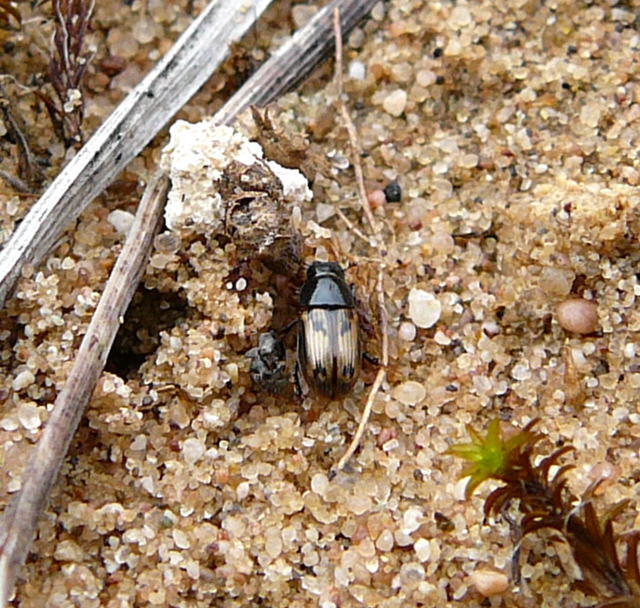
[160,119,312,285]
[0,0,20,29]
[153,119,312,401]
[246,330,290,395]
[250,106,332,182]
[450,419,640,606]
[37,0,95,146]
[161,121,310,241]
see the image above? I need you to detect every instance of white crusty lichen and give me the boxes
[160,119,312,234]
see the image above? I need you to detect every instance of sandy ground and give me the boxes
[2,0,640,606]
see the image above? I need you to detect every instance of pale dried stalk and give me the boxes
[0,174,168,607]
[333,7,389,472]
[214,0,381,124]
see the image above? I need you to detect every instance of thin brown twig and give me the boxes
[332,7,389,471]
[332,10,378,237]
[334,206,372,246]
[0,84,42,188]
[0,170,31,194]
[0,172,168,608]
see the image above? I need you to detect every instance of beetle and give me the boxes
[296,261,361,399]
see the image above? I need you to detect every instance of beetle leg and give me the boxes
[293,362,303,398]
[278,318,299,337]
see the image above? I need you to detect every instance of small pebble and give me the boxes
[316,202,335,223]
[367,189,386,210]
[291,4,317,29]
[383,89,407,117]
[17,402,41,431]
[0,416,18,432]
[470,568,509,597]
[182,437,205,464]
[265,527,283,558]
[430,231,454,254]
[556,298,598,334]
[398,321,416,341]
[448,5,472,28]
[346,493,372,515]
[172,529,191,550]
[413,538,431,562]
[54,539,85,562]
[588,461,619,494]
[130,434,147,451]
[433,330,451,345]
[383,180,402,203]
[12,370,34,392]
[540,267,574,297]
[100,55,126,77]
[416,69,436,87]
[402,507,424,534]
[348,27,365,49]
[348,60,366,81]
[311,472,329,496]
[108,209,135,236]
[408,288,441,328]
[370,1,385,21]
[392,381,426,406]
[375,529,394,552]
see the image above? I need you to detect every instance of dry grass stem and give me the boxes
[214,0,382,125]
[332,7,389,471]
[0,170,31,194]
[0,173,168,608]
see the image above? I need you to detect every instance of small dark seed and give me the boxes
[383,180,402,203]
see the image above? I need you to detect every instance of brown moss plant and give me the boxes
[331,7,389,473]
[37,0,94,146]
[450,419,640,607]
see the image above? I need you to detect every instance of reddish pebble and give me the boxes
[100,55,127,77]
[367,189,386,210]
[556,298,598,334]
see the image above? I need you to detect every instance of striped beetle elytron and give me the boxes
[296,261,361,399]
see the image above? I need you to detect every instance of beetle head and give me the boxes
[307,261,344,281]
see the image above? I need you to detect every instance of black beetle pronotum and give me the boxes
[296,261,361,399]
